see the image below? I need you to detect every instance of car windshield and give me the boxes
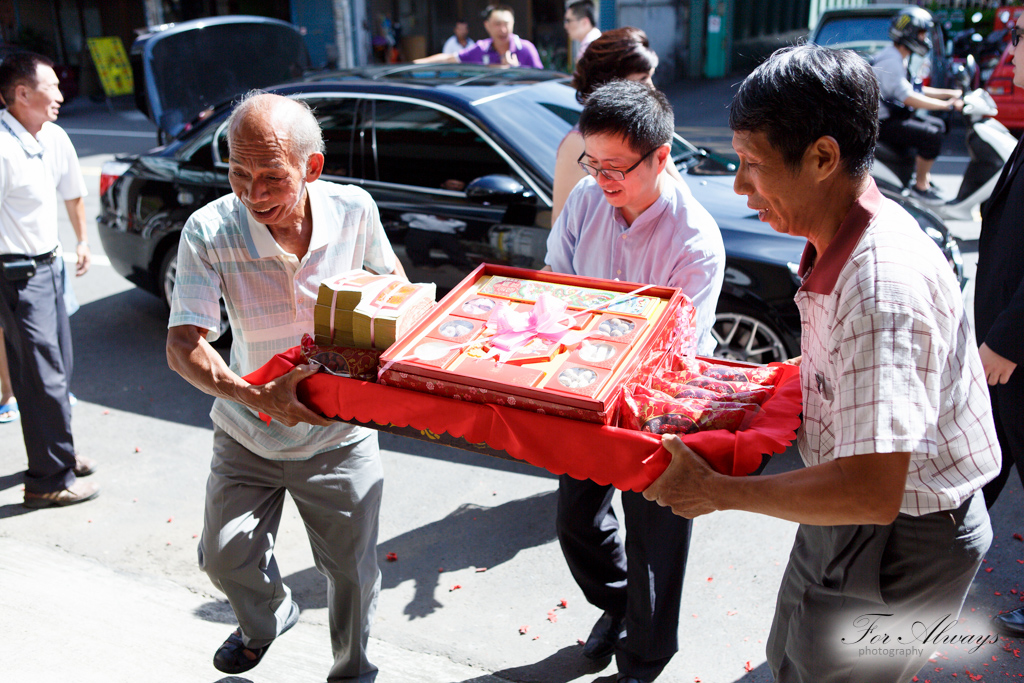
[473,81,701,184]
[814,16,893,48]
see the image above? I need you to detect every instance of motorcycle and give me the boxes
[872,82,1017,221]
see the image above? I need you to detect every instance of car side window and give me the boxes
[307,97,362,179]
[364,99,514,191]
[211,97,363,179]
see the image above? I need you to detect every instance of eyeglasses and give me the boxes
[577,147,658,181]
[1012,26,1023,48]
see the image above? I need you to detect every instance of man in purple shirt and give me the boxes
[415,5,542,69]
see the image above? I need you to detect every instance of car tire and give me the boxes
[712,303,791,365]
[159,247,232,347]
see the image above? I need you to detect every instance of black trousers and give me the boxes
[879,113,946,161]
[0,259,76,493]
[556,474,692,681]
[982,374,1024,507]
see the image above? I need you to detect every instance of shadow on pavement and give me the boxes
[376,491,558,619]
[69,288,219,429]
[457,645,610,683]
[189,493,557,623]
[378,432,557,480]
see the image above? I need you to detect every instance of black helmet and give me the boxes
[889,7,934,56]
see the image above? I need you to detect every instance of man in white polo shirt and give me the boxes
[0,51,96,508]
[644,45,1001,683]
[166,92,404,682]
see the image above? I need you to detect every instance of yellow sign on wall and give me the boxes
[87,37,133,97]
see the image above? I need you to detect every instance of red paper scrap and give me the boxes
[744,661,753,672]
[450,584,461,591]
[986,567,995,573]
[1014,533,1024,542]
[386,552,398,562]
[519,625,530,635]
[559,599,568,608]
[167,517,173,523]
[475,567,487,572]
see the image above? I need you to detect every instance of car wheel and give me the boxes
[159,247,232,346]
[712,305,790,365]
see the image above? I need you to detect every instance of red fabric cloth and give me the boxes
[245,348,803,492]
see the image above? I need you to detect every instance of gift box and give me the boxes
[378,264,685,420]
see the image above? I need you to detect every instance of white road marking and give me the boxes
[63,128,156,138]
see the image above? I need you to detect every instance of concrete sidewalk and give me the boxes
[0,535,504,683]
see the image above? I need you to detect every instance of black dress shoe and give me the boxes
[993,606,1024,638]
[582,611,625,661]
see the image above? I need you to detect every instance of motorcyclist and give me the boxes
[872,7,964,203]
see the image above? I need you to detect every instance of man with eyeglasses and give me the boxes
[0,51,97,508]
[975,17,1024,639]
[544,79,724,683]
[564,1,601,60]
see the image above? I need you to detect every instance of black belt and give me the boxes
[0,248,58,265]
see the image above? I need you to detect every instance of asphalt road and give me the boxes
[0,92,1021,683]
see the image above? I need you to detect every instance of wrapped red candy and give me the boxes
[622,385,761,435]
[652,368,769,397]
[674,356,782,385]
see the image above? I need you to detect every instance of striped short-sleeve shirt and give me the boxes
[795,182,1000,516]
[169,180,397,460]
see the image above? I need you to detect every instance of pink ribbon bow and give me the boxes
[483,293,591,363]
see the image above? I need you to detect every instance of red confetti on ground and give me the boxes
[913,677,919,682]
[997,591,1003,596]
[385,552,397,562]
[475,567,487,572]
[560,599,568,608]
[132,498,138,503]
[134,447,140,453]
[986,567,995,573]
[532,636,539,640]
[744,661,753,672]
[102,410,110,415]
[166,541,171,545]
[519,625,530,635]
[1013,533,1023,542]
[449,584,461,592]
[87,519,92,523]
[1012,590,1018,595]
[694,677,702,682]
[727,610,738,616]
[577,639,585,646]
[547,610,558,623]
[967,671,983,681]
[192,534,198,538]
[167,517,173,523]
[707,577,713,581]
[438,567,444,572]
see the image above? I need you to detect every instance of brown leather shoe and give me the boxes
[23,480,100,509]
[74,454,97,477]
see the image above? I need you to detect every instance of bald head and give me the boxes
[227,92,325,166]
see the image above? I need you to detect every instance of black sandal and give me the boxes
[213,628,271,674]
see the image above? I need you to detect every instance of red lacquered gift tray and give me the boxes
[378,264,688,424]
[244,265,803,492]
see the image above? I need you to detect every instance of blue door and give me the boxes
[292,0,336,68]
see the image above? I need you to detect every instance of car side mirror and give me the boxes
[465,175,535,205]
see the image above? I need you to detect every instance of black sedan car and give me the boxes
[98,64,962,364]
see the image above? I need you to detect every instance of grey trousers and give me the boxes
[0,258,76,493]
[199,427,383,682]
[767,493,991,683]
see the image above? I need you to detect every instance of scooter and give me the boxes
[872,87,1018,221]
